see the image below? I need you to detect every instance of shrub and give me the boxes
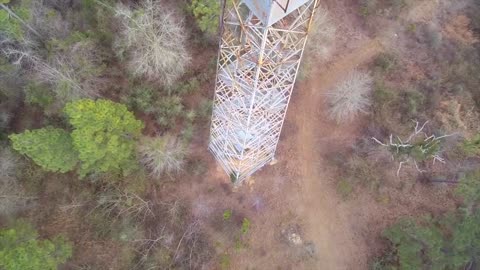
[337,178,354,200]
[219,253,231,270]
[0,220,72,270]
[9,127,78,173]
[326,71,373,123]
[169,77,200,96]
[155,95,184,128]
[456,170,480,207]
[461,134,480,157]
[374,53,397,73]
[189,0,221,35]
[24,82,55,108]
[401,90,425,118]
[114,0,190,86]
[81,0,115,45]
[223,209,232,221]
[197,98,213,120]
[424,24,443,50]
[65,99,144,177]
[241,218,250,235]
[181,122,195,144]
[137,135,186,178]
[126,85,156,113]
[305,7,336,61]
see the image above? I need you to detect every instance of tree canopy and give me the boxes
[377,170,480,270]
[65,99,144,176]
[0,220,72,270]
[9,127,78,173]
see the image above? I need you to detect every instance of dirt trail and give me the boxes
[293,39,384,269]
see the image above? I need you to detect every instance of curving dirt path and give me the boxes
[292,39,384,269]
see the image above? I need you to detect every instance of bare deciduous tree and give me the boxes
[0,111,11,131]
[29,1,71,40]
[114,0,190,86]
[326,71,373,123]
[0,147,18,178]
[0,147,35,216]
[3,40,106,102]
[138,135,186,178]
[372,120,456,176]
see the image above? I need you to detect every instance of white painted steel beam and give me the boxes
[209,0,319,184]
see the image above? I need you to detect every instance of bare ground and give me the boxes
[290,39,384,269]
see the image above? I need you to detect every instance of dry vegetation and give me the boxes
[0,0,479,269]
[114,0,190,86]
[326,70,373,123]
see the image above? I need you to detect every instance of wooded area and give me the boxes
[0,0,479,269]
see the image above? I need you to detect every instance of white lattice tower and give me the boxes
[209,0,319,184]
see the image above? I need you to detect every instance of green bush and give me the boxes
[65,99,144,177]
[223,209,232,221]
[169,77,200,95]
[456,170,480,207]
[155,96,184,128]
[81,0,115,46]
[374,53,397,73]
[241,218,250,235]
[337,178,354,200]
[125,85,156,113]
[0,220,72,270]
[372,80,396,106]
[197,99,213,120]
[24,82,55,108]
[461,134,480,157]
[401,90,425,118]
[219,253,231,270]
[181,121,195,144]
[189,0,221,35]
[9,127,78,173]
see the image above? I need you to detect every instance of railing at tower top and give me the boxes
[273,0,290,12]
[243,0,311,26]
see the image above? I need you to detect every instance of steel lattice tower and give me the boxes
[209,0,319,184]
